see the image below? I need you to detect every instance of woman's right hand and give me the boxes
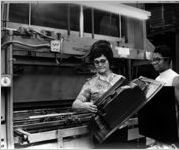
[83,102,97,113]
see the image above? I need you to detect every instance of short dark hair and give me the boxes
[154,45,172,63]
[154,45,172,64]
[89,40,113,65]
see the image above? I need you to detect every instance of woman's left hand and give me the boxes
[91,92,101,101]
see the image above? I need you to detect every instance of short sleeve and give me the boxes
[173,76,179,103]
[75,80,91,102]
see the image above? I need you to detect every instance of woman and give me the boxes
[151,45,179,102]
[72,40,126,113]
[149,45,179,148]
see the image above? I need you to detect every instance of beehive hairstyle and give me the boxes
[154,45,172,64]
[89,40,113,65]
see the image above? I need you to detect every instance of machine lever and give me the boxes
[15,128,31,144]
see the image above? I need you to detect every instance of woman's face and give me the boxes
[94,55,110,75]
[151,52,169,73]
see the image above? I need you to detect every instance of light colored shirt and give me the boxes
[155,68,179,86]
[76,73,125,103]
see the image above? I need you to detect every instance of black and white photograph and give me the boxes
[1,1,179,149]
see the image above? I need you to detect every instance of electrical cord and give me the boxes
[73,49,91,59]
[30,28,56,40]
[1,40,50,49]
[2,26,90,59]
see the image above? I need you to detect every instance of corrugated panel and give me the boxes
[149,7,164,28]
[164,4,178,25]
[147,4,178,29]
[126,17,145,49]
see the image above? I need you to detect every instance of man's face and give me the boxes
[94,55,110,75]
[151,52,169,73]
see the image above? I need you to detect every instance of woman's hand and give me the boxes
[91,92,102,101]
[83,102,98,113]
[72,99,97,113]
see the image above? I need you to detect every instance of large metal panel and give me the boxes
[13,66,91,102]
[90,76,164,143]
[138,87,178,143]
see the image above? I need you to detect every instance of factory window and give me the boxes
[9,3,29,24]
[83,7,92,33]
[84,8,120,37]
[69,4,80,31]
[121,16,128,41]
[31,3,68,29]
[94,9,120,37]
[8,3,123,37]
[31,3,80,31]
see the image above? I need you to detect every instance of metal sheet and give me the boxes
[13,66,91,102]
[138,86,178,143]
[90,76,164,143]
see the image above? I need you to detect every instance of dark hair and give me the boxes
[154,45,172,58]
[89,40,113,65]
[154,45,172,63]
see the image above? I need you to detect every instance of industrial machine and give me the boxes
[90,77,146,143]
[90,76,164,144]
[1,2,153,149]
[1,27,95,149]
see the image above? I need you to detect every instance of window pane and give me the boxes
[84,7,92,33]
[121,16,127,40]
[9,3,29,24]
[94,9,120,37]
[31,3,68,29]
[70,4,80,31]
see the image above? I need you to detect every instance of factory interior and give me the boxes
[1,1,179,149]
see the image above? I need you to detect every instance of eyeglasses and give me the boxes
[151,57,169,63]
[94,59,107,65]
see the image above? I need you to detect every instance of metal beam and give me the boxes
[71,2,151,20]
